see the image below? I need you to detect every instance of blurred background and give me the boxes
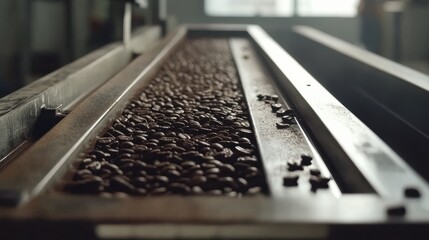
[0,0,428,98]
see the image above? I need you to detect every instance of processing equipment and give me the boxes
[0,20,428,239]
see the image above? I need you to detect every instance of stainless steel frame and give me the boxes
[0,25,428,239]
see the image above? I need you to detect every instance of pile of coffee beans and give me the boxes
[63,38,267,197]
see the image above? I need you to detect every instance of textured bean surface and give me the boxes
[64,38,267,197]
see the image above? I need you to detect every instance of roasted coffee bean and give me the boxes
[309,176,331,191]
[387,205,407,216]
[287,160,303,172]
[247,187,262,195]
[219,177,235,188]
[283,175,299,187]
[309,168,321,176]
[117,135,133,142]
[77,158,92,169]
[192,186,203,194]
[164,169,181,179]
[181,161,196,168]
[235,146,253,155]
[154,176,169,186]
[300,154,313,166]
[117,158,135,165]
[97,137,115,145]
[87,161,102,171]
[205,167,220,175]
[276,122,290,129]
[91,150,109,160]
[219,164,235,175]
[152,132,165,139]
[133,188,148,196]
[190,175,207,186]
[270,95,279,101]
[96,168,112,179]
[120,141,134,149]
[236,177,249,191]
[168,183,191,194]
[73,169,93,180]
[404,187,421,198]
[132,177,148,188]
[275,109,287,117]
[117,153,132,160]
[271,103,282,112]
[281,115,295,124]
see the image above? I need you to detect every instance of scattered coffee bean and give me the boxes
[281,116,295,124]
[271,103,282,112]
[287,160,303,171]
[309,176,331,191]
[309,168,321,176]
[404,187,421,198]
[276,122,290,129]
[387,205,407,216]
[275,109,288,117]
[300,154,313,166]
[283,175,299,187]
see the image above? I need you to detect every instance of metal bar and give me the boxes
[247,25,429,201]
[0,26,161,166]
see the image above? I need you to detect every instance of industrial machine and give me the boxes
[0,2,428,239]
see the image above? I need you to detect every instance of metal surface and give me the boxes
[0,25,428,239]
[0,26,161,166]
[248,25,429,201]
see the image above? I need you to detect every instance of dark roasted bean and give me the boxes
[276,122,290,129]
[168,183,191,194]
[404,187,421,198]
[247,187,261,195]
[282,115,295,124]
[283,175,299,187]
[132,177,148,188]
[309,176,331,191]
[271,103,282,112]
[287,160,303,172]
[120,141,134,149]
[309,168,321,176]
[300,154,313,166]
